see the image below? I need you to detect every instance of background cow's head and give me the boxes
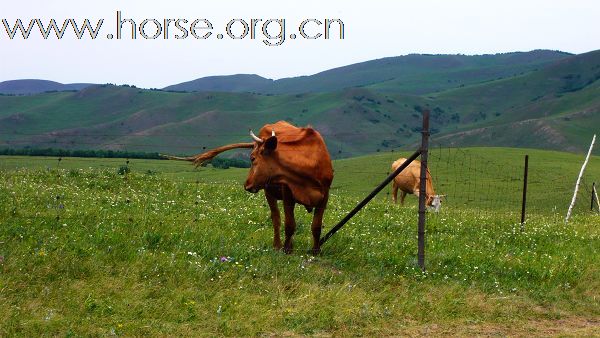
[427,194,445,212]
[244,130,278,193]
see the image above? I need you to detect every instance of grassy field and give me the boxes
[3,147,597,213]
[1,148,599,336]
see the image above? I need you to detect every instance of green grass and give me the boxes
[1,148,599,336]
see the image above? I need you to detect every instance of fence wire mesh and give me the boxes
[2,143,598,230]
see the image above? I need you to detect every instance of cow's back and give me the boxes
[391,158,435,197]
[391,158,421,193]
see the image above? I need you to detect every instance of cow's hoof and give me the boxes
[309,248,321,256]
[283,246,293,254]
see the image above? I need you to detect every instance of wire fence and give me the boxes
[440,146,599,222]
[1,140,598,228]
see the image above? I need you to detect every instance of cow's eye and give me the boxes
[250,156,256,163]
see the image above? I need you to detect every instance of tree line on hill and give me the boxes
[0,148,250,169]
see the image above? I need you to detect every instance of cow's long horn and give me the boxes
[250,129,263,143]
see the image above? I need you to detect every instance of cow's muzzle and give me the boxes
[244,184,260,193]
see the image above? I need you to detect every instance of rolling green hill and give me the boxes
[426,49,600,150]
[0,79,93,95]
[164,50,571,95]
[0,86,424,156]
[0,50,598,156]
[163,74,274,93]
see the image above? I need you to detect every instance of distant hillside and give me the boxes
[0,50,598,157]
[426,49,600,150]
[164,50,571,95]
[0,79,93,95]
[163,74,273,93]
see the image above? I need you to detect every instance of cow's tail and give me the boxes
[160,143,254,167]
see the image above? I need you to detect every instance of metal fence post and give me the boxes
[418,110,430,271]
[592,182,596,211]
[521,155,529,231]
[594,183,600,212]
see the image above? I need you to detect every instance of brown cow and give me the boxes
[391,158,443,212]
[163,121,333,254]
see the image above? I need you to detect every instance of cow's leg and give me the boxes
[310,198,328,255]
[265,192,282,250]
[400,191,407,205]
[282,192,296,254]
[392,181,399,204]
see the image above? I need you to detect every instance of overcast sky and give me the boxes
[1,0,598,88]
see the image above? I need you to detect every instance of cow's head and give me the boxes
[244,129,278,193]
[427,194,445,212]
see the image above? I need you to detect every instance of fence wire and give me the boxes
[2,142,598,229]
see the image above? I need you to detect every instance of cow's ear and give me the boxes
[264,136,277,153]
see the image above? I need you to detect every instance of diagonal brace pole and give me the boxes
[319,149,422,246]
